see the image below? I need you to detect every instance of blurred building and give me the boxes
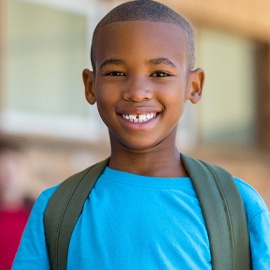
[0,0,269,205]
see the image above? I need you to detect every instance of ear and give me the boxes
[83,69,96,105]
[187,68,205,104]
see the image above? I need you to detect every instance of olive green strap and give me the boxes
[44,158,109,270]
[181,153,251,270]
[44,154,251,270]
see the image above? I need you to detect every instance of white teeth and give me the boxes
[122,113,157,123]
[128,115,136,120]
[138,115,147,122]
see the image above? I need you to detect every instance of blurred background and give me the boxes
[0,0,270,207]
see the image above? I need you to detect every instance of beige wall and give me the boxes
[196,28,255,144]
[159,0,270,43]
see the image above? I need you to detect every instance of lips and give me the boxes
[121,113,157,123]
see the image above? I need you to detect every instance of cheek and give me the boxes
[161,89,187,121]
[160,83,187,105]
[95,95,116,127]
[94,84,112,108]
[96,100,110,120]
[95,80,119,101]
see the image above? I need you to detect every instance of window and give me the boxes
[196,29,256,145]
[1,0,108,142]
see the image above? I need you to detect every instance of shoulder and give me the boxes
[42,184,60,198]
[40,184,60,200]
[233,177,269,221]
[12,185,61,269]
[234,178,270,267]
[33,184,60,213]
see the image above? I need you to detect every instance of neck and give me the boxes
[109,144,188,178]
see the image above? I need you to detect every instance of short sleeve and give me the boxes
[12,186,57,270]
[235,178,270,269]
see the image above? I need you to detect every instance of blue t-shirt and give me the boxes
[13,167,270,269]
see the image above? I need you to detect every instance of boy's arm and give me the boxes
[249,210,270,269]
[235,178,270,269]
[12,188,57,270]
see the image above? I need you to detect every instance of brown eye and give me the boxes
[151,71,171,77]
[105,71,125,76]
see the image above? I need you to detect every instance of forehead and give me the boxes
[94,21,188,67]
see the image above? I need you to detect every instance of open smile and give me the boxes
[121,113,158,123]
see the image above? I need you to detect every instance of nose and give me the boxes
[122,76,153,102]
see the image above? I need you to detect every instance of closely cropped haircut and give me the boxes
[90,0,195,71]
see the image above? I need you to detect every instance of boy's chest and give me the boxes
[68,182,212,269]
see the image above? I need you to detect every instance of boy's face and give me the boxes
[84,21,204,151]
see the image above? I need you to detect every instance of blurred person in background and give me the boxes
[0,139,33,270]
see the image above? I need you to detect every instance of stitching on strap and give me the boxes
[201,161,236,269]
[55,167,91,267]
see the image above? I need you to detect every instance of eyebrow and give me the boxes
[146,57,176,68]
[100,59,125,69]
[99,57,176,70]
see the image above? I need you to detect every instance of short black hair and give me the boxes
[90,0,195,71]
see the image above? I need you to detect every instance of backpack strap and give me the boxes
[44,154,251,270]
[44,158,109,270]
[181,153,251,270]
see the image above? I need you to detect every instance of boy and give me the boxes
[13,1,270,269]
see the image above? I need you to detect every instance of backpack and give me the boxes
[44,153,251,270]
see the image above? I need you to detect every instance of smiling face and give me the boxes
[83,21,204,152]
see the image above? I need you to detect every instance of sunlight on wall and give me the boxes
[6,0,88,117]
[196,29,255,144]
